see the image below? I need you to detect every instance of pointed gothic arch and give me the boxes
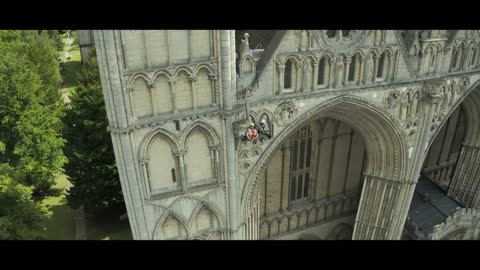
[153,211,190,240]
[242,95,408,240]
[423,79,480,207]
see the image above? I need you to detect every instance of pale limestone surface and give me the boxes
[94,30,480,240]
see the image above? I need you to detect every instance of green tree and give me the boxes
[0,144,51,240]
[21,30,63,105]
[0,31,66,195]
[44,30,64,51]
[64,48,125,216]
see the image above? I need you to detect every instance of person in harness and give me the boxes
[244,123,258,141]
[258,118,271,142]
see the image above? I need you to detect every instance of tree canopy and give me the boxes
[64,48,125,215]
[0,162,51,240]
[0,30,66,195]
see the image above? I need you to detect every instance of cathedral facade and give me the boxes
[93,30,480,240]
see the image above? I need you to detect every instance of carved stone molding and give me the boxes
[274,102,298,126]
[385,90,400,109]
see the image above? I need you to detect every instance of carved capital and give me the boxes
[209,144,220,151]
[146,80,155,88]
[208,73,218,80]
[173,150,187,157]
[188,75,197,82]
[140,157,150,164]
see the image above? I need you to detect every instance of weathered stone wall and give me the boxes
[94,30,480,240]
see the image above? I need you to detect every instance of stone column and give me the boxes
[373,55,379,82]
[147,80,158,116]
[188,30,193,63]
[143,30,151,69]
[127,87,138,121]
[220,30,241,239]
[280,143,291,211]
[391,92,438,238]
[189,75,197,110]
[296,62,302,93]
[278,64,285,94]
[328,59,335,88]
[210,145,221,182]
[353,175,414,239]
[140,158,151,196]
[167,30,175,66]
[174,150,188,192]
[344,58,351,86]
[312,60,319,90]
[169,79,177,113]
[358,57,365,85]
[449,145,480,206]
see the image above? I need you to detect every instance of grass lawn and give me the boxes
[41,175,75,240]
[59,33,81,95]
[41,175,133,240]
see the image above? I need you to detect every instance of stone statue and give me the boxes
[411,92,419,116]
[386,92,399,109]
[281,108,290,122]
[400,93,411,120]
[302,59,312,91]
[300,30,309,51]
[448,87,455,106]
[239,33,250,60]
[335,58,344,88]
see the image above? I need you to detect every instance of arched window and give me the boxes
[290,124,313,202]
[185,128,215,185]
[342,30,351,37]
[348,56,356,82]
[318,57,327,86]
[377,53,386,79]
[147,134,179,193]
[349,53,361,83]
[284,59,293,89]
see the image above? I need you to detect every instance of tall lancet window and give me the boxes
[284,59,293,89]
[290,124,313,202]
[377,53,386,79]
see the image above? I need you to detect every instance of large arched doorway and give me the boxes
[242,96,409,240]
[257,117,366,240]
[422,84,480,207]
